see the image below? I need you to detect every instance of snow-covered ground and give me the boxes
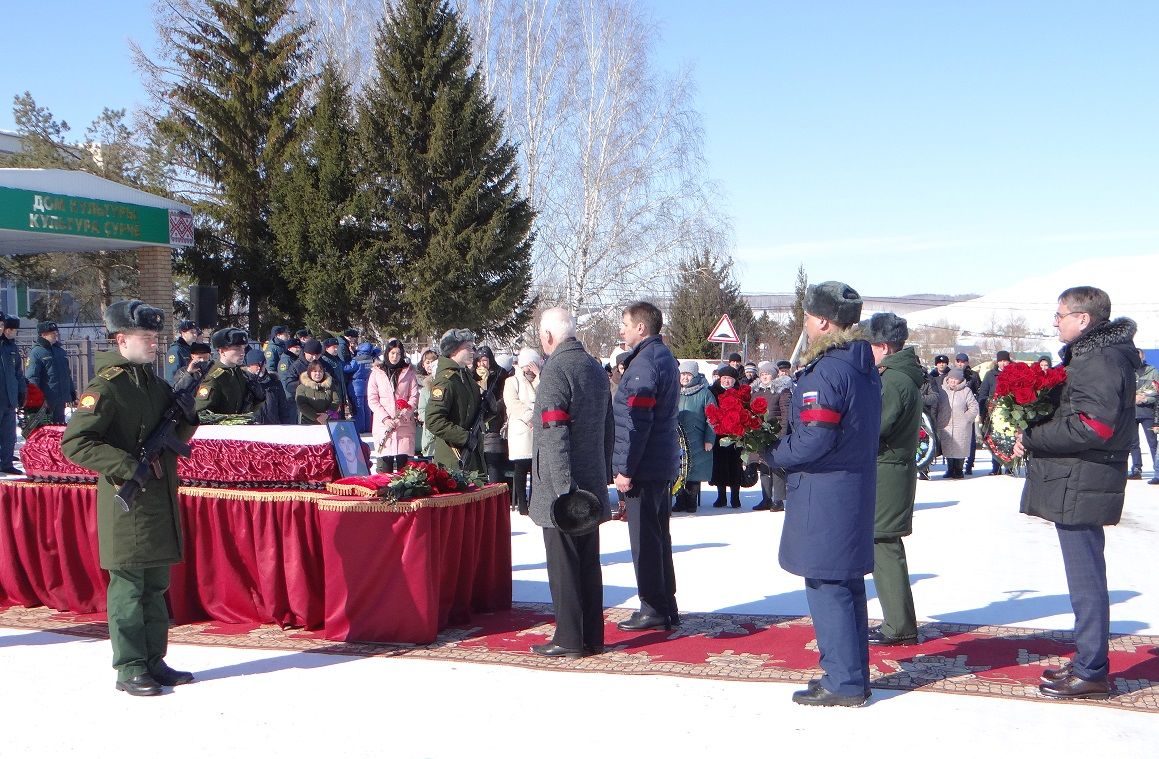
[2,449,1157,757]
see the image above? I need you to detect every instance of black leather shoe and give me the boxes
[792,682,867,707]
[918,470,930,481]
[752,499,771,511]
[530,643,585,659]
[769,500,785,512]
[116,673,163,697]
[1039,674,1110,700]
[150,660,195,686]
[711,499,726,508]
[1127,468,1142,480]
[808,678,871,699]
[584,645,604,656]
[1040,661,1072,683]
[616,612,673,632]
[867,626,918,646]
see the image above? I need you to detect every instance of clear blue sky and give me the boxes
[3,1,1157,297]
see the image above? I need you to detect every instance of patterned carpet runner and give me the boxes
[3,603,1156,712]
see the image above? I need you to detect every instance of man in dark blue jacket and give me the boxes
[25,321,76,424]
[765,281,881,707]
[613,301,681,632]
[164,320,198,385]
[0,316,28,474]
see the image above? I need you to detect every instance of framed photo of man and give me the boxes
[328,420,370,477]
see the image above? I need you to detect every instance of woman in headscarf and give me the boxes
[368,339,420,472]
[672,360,715,513]
[936,368,979,479]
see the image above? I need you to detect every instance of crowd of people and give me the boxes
[7,284,1155,707]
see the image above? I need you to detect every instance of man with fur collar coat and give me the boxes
[1013,287,1139,700]
[764,281,881,707]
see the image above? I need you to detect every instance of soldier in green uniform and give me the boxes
[424,328,486,473]
[194,328,266,416]
[60,300,199,697]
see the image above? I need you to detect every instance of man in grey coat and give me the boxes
[528,308,615,658]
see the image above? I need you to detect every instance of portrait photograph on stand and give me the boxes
[328,420,370,477]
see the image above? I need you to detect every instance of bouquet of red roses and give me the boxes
[704,384,780,455]
[984,362,1068,465]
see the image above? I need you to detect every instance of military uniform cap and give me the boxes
[244,348,265,366]
[321,337,340,348]
[189,341,212,356]
[104,300,164,334]
[295,328,312,339]
[211,327,249,349]
[37,321,59,334]
[776,360,792,370]
[177,319,198,332]
[302,339,323,354]
[2,316,20,329]
[286,338,301,349]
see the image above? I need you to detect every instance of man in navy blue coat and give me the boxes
[766,281,881,707]
[613,301,681,631]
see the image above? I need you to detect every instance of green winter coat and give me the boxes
[424,356,484,474]
[194,361,263,415]
[677,373,716,482]
[874,346,925,538]
[61,350,197,570]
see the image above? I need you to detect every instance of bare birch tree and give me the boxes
[459,0,730,325]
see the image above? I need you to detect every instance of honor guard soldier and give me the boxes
[424,328,485,473]
[60,300,199,696]
[164,320,198,385]
[25,320,77,424]
[195,328,267,415]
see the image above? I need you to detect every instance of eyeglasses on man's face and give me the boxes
[1053,310,1085,323]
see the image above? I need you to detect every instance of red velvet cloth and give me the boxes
[19,426,340,485]
[0,481,512,643]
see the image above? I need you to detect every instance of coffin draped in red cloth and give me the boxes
[0,481,512,644]
[20,425,340,486]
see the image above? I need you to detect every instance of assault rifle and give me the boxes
[114,365,206,512]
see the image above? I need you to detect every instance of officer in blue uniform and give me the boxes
[0,315,27,474]
[765,281,881,707]
[24,320,76,424]
[164,320,198,385]
[264,325,289,374]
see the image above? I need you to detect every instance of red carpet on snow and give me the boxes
[3,603,1157,711]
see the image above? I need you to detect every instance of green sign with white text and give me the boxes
[0,186,193,246]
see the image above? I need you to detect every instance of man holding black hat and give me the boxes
[764,281,881,707]
[527,308,614,658]
[979,350,1013,475]
[860,312,924,647]
[164,320,198,385]
[172,342,212,395]
[425,328,485,473]
[25,321,76,424]
[61,300,199,696]
[194,328,266,416]
[0,316,26,474]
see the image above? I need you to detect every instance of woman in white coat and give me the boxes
[936,368,979,479]
[503,348,541,515]
[368,339,421,473]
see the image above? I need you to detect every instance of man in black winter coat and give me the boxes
[1013,286,1139,701]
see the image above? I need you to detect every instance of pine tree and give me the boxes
[270,60,358,330]
[152,0,311,330]
[667,250,753,359]
[355,0,534,341]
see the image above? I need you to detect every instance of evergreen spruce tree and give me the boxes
[355,0,534,340]
[271,60,358,329]
[667,250,753,359]
[154,0,311,330]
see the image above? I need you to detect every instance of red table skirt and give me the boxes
[0,481,511,644]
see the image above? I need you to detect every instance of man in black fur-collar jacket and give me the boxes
[1013,286,1140,701]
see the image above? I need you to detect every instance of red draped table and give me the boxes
[0,480,511,644]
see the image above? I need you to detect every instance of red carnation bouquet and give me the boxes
[984,362,1068,465]
[704,384,780,455]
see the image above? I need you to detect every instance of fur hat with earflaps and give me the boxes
[804,281,863,326]
[858,312,909,346]
[104,300,164,335]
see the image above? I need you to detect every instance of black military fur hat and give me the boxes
[804,281,863,326]
[858,312,909,346]
[189,341,212,356]
[439,328,476,357]
[104,300,164,334]
[211,327,248,349]
[551,490,602,536]
[37,321,59,334]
